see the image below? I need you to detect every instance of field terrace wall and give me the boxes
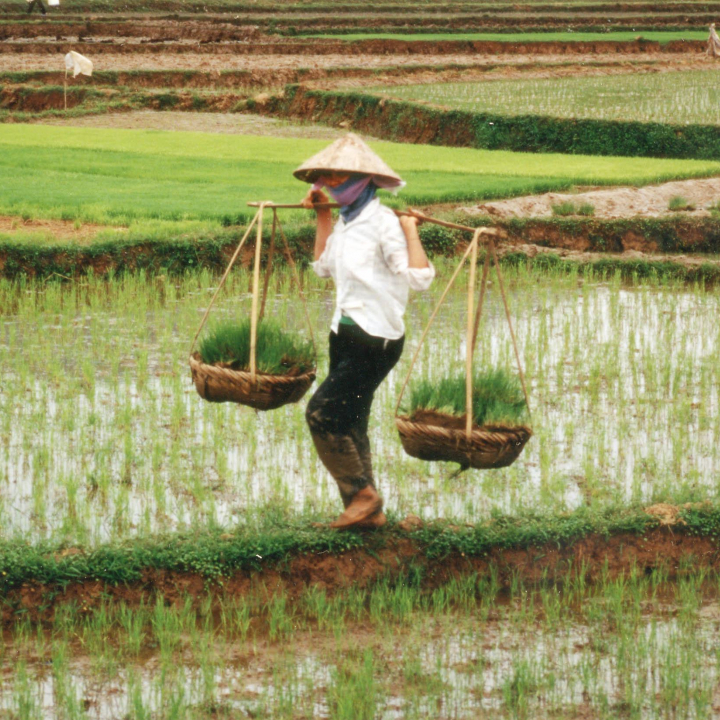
[0,85,251,115]
[2,504,720,621]
[0,17,717,34]
[3,1,720,11]
[3,217,720,283]
[0,38,706,56]
[264,84,720,160]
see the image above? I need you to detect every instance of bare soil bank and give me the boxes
[0,38,706,57]
[1,51,696,73]
[5,57,709,90]
[467,177,720,221]
[5,527,717,623]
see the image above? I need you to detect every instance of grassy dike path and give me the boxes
[2,503,719,622]
[3,217,720,283]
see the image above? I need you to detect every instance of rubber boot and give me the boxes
[350,428,386,529]
[329,485,383,530]
[310,431,385,529]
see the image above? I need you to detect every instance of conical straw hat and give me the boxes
[294,133,402,184]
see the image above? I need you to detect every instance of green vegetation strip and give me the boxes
[278,85,720,160]
[1,124,719,225]
[3,218,720,282]
[306,31,708,41]
[1,504,717,592]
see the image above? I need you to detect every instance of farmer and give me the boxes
[708,23,720,57]
[26,0,47,13]
[297,133,435,530]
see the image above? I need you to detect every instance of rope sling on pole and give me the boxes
[194,200,531,467]
[393,225,532,471]
[188,203,317,411]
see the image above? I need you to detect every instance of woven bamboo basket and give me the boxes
[190,353,315,410]
[394,227,532,470]
[189,203,317,412]
[396,412,532,470]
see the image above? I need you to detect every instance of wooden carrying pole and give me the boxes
[189,203,317,378]
[246,202,503,236]
[246,201,527,424]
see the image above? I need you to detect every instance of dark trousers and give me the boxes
[27,0,47,13]
[306,323,404,505]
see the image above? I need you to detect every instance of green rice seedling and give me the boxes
[328,650,380,720]
[668,195,696,212]
[198,319,315,375]
[118,604,148,658]
[408,370,529,427]
[12,661,40,720]
[266,595,296,641]
[371,70,720,126]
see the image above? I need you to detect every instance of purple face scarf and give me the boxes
[314,174,377,223]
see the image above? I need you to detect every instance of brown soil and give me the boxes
[496,241,720,269]
[35,110,356,138]
[0,215,117,242]
[406,409,525,432]
[0,49,706,73]
[4,526,719,624]
[0,38,706,59]
[9,58,706,90]
[464,176,720,221]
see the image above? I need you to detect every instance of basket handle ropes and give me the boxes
[465,229,481,438]
[249,202,270,380]
[489,238,532,417]
[471,250,491,355]
[394,233,481,418]
[258,210,277,322]
[273,209,317,356]
[188,207,261,357]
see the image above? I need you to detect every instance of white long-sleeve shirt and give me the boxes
[311,198,435,340]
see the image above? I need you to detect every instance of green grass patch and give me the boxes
[199,319,315,374]
[0,124,719,224]
[668,195,696,211]
[409,370,529,426]
[2,502,720,592]
[551,200,595,216]
[306,31,708,42]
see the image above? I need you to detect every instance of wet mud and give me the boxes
[4,527,718,624]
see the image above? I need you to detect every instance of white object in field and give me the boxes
[48,0,60,6]
[64,51,93,78]
[708,24,720,57]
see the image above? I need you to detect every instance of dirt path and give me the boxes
[464,176,720,220]
[35,110,359,139]
[0,51,707,73]
[0,215,118,242]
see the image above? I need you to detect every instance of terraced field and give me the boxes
[371,69,720,124]
[2,2,720,719]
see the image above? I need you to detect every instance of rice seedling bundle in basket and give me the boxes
[395,226,532,471]
[190,319,316,410]
[189,203,316,411]
[397,370,532,471]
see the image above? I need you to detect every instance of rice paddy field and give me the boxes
[1,264,719,545]
[4,0,720,715]
[372,70,720,126]
[2,262,720,717]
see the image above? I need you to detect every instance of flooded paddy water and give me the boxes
[1,569,718,718]
[1,264,719,544]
